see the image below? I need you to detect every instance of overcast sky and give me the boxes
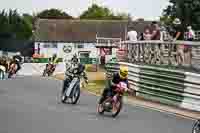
[0,0,169,20]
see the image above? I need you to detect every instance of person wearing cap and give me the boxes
[172,18,185,41]
[171,18,185,65]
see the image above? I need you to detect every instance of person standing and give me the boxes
[171,18,185,65]
[185,26,195,65]
[151,21,161,40]
[127,27,138,41]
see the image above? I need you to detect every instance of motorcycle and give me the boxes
[43,63,55,77]
[193,119,200,133]
[61,67,87,104]
[0,65,6,80]
[8,63,18,78]
[97,81,129,118]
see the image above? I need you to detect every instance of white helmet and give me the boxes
[173,18,181,25]
[16,52,21,56]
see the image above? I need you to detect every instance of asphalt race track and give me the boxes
[0,76,195,133]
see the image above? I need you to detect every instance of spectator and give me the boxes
[127,27,138,41]
[172,18,185,65]
[184,26,195,65]
[151,21,161,40]
[138,32,144,40]
[143,27,152,40]
[186,26,195,41]
[160,26,168,41]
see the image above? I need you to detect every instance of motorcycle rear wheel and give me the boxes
[0,70,5,80]
[97,104,104,115]
[42,70,46,77]
[8,71,13,78]
[61,93,68,103]
[70,86,80,104]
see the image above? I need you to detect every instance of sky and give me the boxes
[0,0,169,20]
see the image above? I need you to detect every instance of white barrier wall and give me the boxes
[18,63,66,76]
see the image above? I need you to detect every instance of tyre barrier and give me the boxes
[105,62,200,112]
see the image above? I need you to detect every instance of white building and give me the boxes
[33,19,151,64]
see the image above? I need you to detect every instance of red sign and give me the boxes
[100,48,111,56]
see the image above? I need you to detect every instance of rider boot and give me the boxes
[98,88,110,104]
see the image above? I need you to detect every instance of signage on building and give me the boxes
[63,44,72,53]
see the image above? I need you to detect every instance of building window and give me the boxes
[43,44,50,48]
[43,43,57,48]
[78,44,84,48]
[80,52,90,58]
[52,43,57,48]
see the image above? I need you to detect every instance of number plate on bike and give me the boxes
[120,82,127,88]
[65,78,78,97]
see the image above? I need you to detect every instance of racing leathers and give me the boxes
[47,56,59,72]
[10,55,22,73]
[98,72,129,104]
[61,63,88,94]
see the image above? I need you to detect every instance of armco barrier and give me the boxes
[105,62,200,112]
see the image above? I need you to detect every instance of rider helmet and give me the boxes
[53,54,57,58]
[71,54,79,64]
[16,52,21,56]
[119,66,128,79]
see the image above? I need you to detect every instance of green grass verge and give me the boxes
[83,80,106,95]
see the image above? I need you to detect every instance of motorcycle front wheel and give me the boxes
[70,86,80,104]
[111,97,123,118]
[0,70,5,80]
[42,69,47,77]
[61,93,68,103]
[193,120,200,133]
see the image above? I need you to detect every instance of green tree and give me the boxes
[0,9,32,39]
[36,8,73,19]
[23,13,34,29]
[161,0,200,29]
[80,4,130,20]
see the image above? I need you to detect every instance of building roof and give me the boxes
[34,19,152,42]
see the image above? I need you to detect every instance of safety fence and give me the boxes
[117,40,200,70]
[105,62,200,112]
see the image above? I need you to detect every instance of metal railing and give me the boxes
[118,40,200,71]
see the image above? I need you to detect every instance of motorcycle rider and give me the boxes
[71,54,79,66]
[61,55,88,95]
[0,56,8,72]
[47,54,59,72]
[98,66,130,105]
[10,52,23,74]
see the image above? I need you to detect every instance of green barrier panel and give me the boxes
[80,58,98,64]
[137,66,185,106]
[33,58,63,63]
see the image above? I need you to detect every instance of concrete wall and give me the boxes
[18,63,66,76]
[34,42,98,61]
